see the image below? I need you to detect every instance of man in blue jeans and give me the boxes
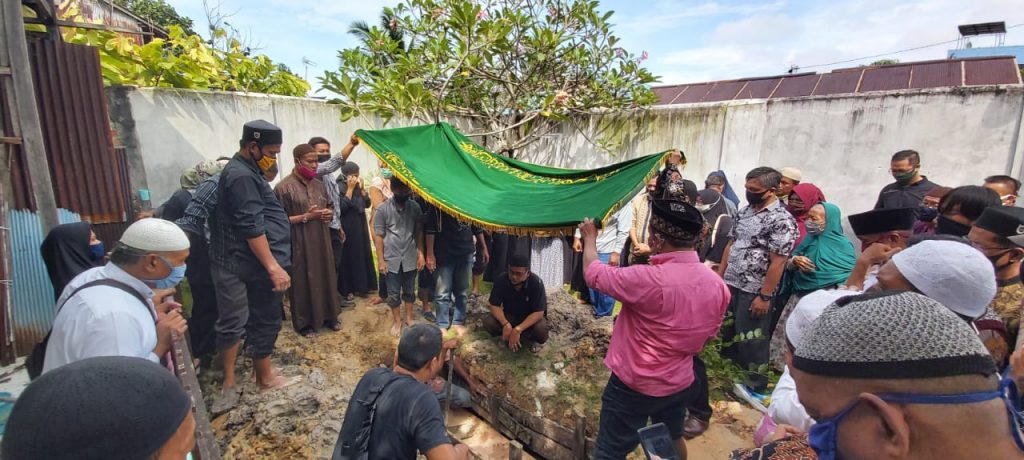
[372,178,425,336]
[574,205,633,317]
[425,207,489,329]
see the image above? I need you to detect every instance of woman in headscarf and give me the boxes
[336,162,378,300]
[40,222,104,299]
[768,202,856,371]
[786,183,825,249]
[696,189,734,270]
[706,170,740,207]
[155,159,225,222]
[274,144,342,335]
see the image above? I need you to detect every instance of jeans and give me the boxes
[435,381,473,408]
[590,253,617,317]
[722,286,772,392]
[385,265,417,308]
[435,253,474,329]
[594,374,692,460]
[687,356,713,422]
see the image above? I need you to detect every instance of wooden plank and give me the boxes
[496,405,574,460]
[0,136,21,144]
[509,441,524,460]
[0,66,11,75]
[573,412,586,459]
[170,334,219,460]
[493,396,576,448]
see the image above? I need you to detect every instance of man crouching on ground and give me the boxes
[333,324,469,460]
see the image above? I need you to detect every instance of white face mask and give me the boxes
[695,203,712,212]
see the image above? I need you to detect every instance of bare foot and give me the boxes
[258,375,301,392]
[404,319,415,328]
[369,296,384,306]
[390,323,401,337]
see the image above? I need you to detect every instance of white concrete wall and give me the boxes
[110,85,1024,223]
[517,86,1024,221]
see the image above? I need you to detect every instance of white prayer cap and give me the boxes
[786,289,855,349]
[119,218,190,252]
[780,167,802,182]
[890,240,995,319]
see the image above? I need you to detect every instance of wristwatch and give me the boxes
[757,293,774,301]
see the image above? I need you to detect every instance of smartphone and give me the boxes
[638,423,679,460]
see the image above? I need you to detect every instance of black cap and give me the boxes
[650,199,705,239]
[848,208,916,236]
[242,119,283,147]
[974,206,1024,247]
[3,356,191,460]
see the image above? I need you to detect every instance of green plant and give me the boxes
[321,0,658,155]
[700,314,779,401]
[114,0,196,36]
[60,2,309,97]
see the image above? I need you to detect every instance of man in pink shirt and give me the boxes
[581,199,730,460]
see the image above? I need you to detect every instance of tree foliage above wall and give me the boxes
[322,0,658,154]
[60,2,310,97]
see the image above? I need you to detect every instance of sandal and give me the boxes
[299,327,317,338]
[420,310,437,322]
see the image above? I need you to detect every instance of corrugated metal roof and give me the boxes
[27,40,128,224]
[909,61,961,89]
[811,70,861,96]
[965,58,1023,85]
[653,56,1022,105]
[771,73,821,98]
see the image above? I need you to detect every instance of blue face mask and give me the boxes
[89,242,105,261]
[808,378,1024,460]
[148,256,187,289]
[805,220,824,236]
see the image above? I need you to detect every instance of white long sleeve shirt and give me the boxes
[43,264,158,374]
[767,366,814,432]
[577,206,634,254]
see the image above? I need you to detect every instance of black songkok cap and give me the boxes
[650,199,705,239]
[974,206,1024,247]
[242,119,283,147]
[3,356,191,460]
[847,207,916,236]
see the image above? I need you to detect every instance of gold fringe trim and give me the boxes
[357,133,670,236]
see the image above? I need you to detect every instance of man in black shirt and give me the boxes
[874,149,941,211]
[425,208,488,330]
[210,120,296,392]
[336,324,469,460]
[482,254,551,353]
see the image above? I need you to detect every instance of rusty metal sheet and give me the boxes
[734,78,781,99]
[27,40,128,224]
[652,85,686,105]
[964,58,1022,86]
[771,74,821,99]
[858,66,911,92]
[0,78,34,210]
[910,61,961,89]
[702,81,746,102]
[812,70,862,96]
[673,83,713,104]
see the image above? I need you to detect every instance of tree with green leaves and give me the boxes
[113,0,196,36]
[322,0,658,155]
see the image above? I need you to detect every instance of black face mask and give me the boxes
[936,215,971,237]
[746,190,768,206]
[917,206,939,222]
[317,154,331,163]
[394,193,410,204]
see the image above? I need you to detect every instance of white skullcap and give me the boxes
[119,218,190,252]
[786,289,856,349]
[890,240,996,319]
[780,167,802,182]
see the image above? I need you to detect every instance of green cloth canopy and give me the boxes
[356,123,669,235]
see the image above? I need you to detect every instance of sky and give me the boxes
[169,0,1024,91]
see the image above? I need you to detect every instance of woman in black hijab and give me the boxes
[40,222,103,299]
[696,189,734,267]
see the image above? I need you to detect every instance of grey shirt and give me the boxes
[373,198,423,274]
[317,156,346,230]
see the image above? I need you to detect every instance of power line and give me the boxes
[798,23,1023,70]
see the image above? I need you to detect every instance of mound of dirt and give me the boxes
[203,291,760,459]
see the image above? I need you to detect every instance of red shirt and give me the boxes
[586,251,730,396]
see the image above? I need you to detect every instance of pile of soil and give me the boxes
[202,291,760,459]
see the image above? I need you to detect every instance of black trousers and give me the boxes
[331,230,344,297]
[186,280,218,360]
[594,374,693,460]
[686,356,713,422]
[722,286,772,392]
